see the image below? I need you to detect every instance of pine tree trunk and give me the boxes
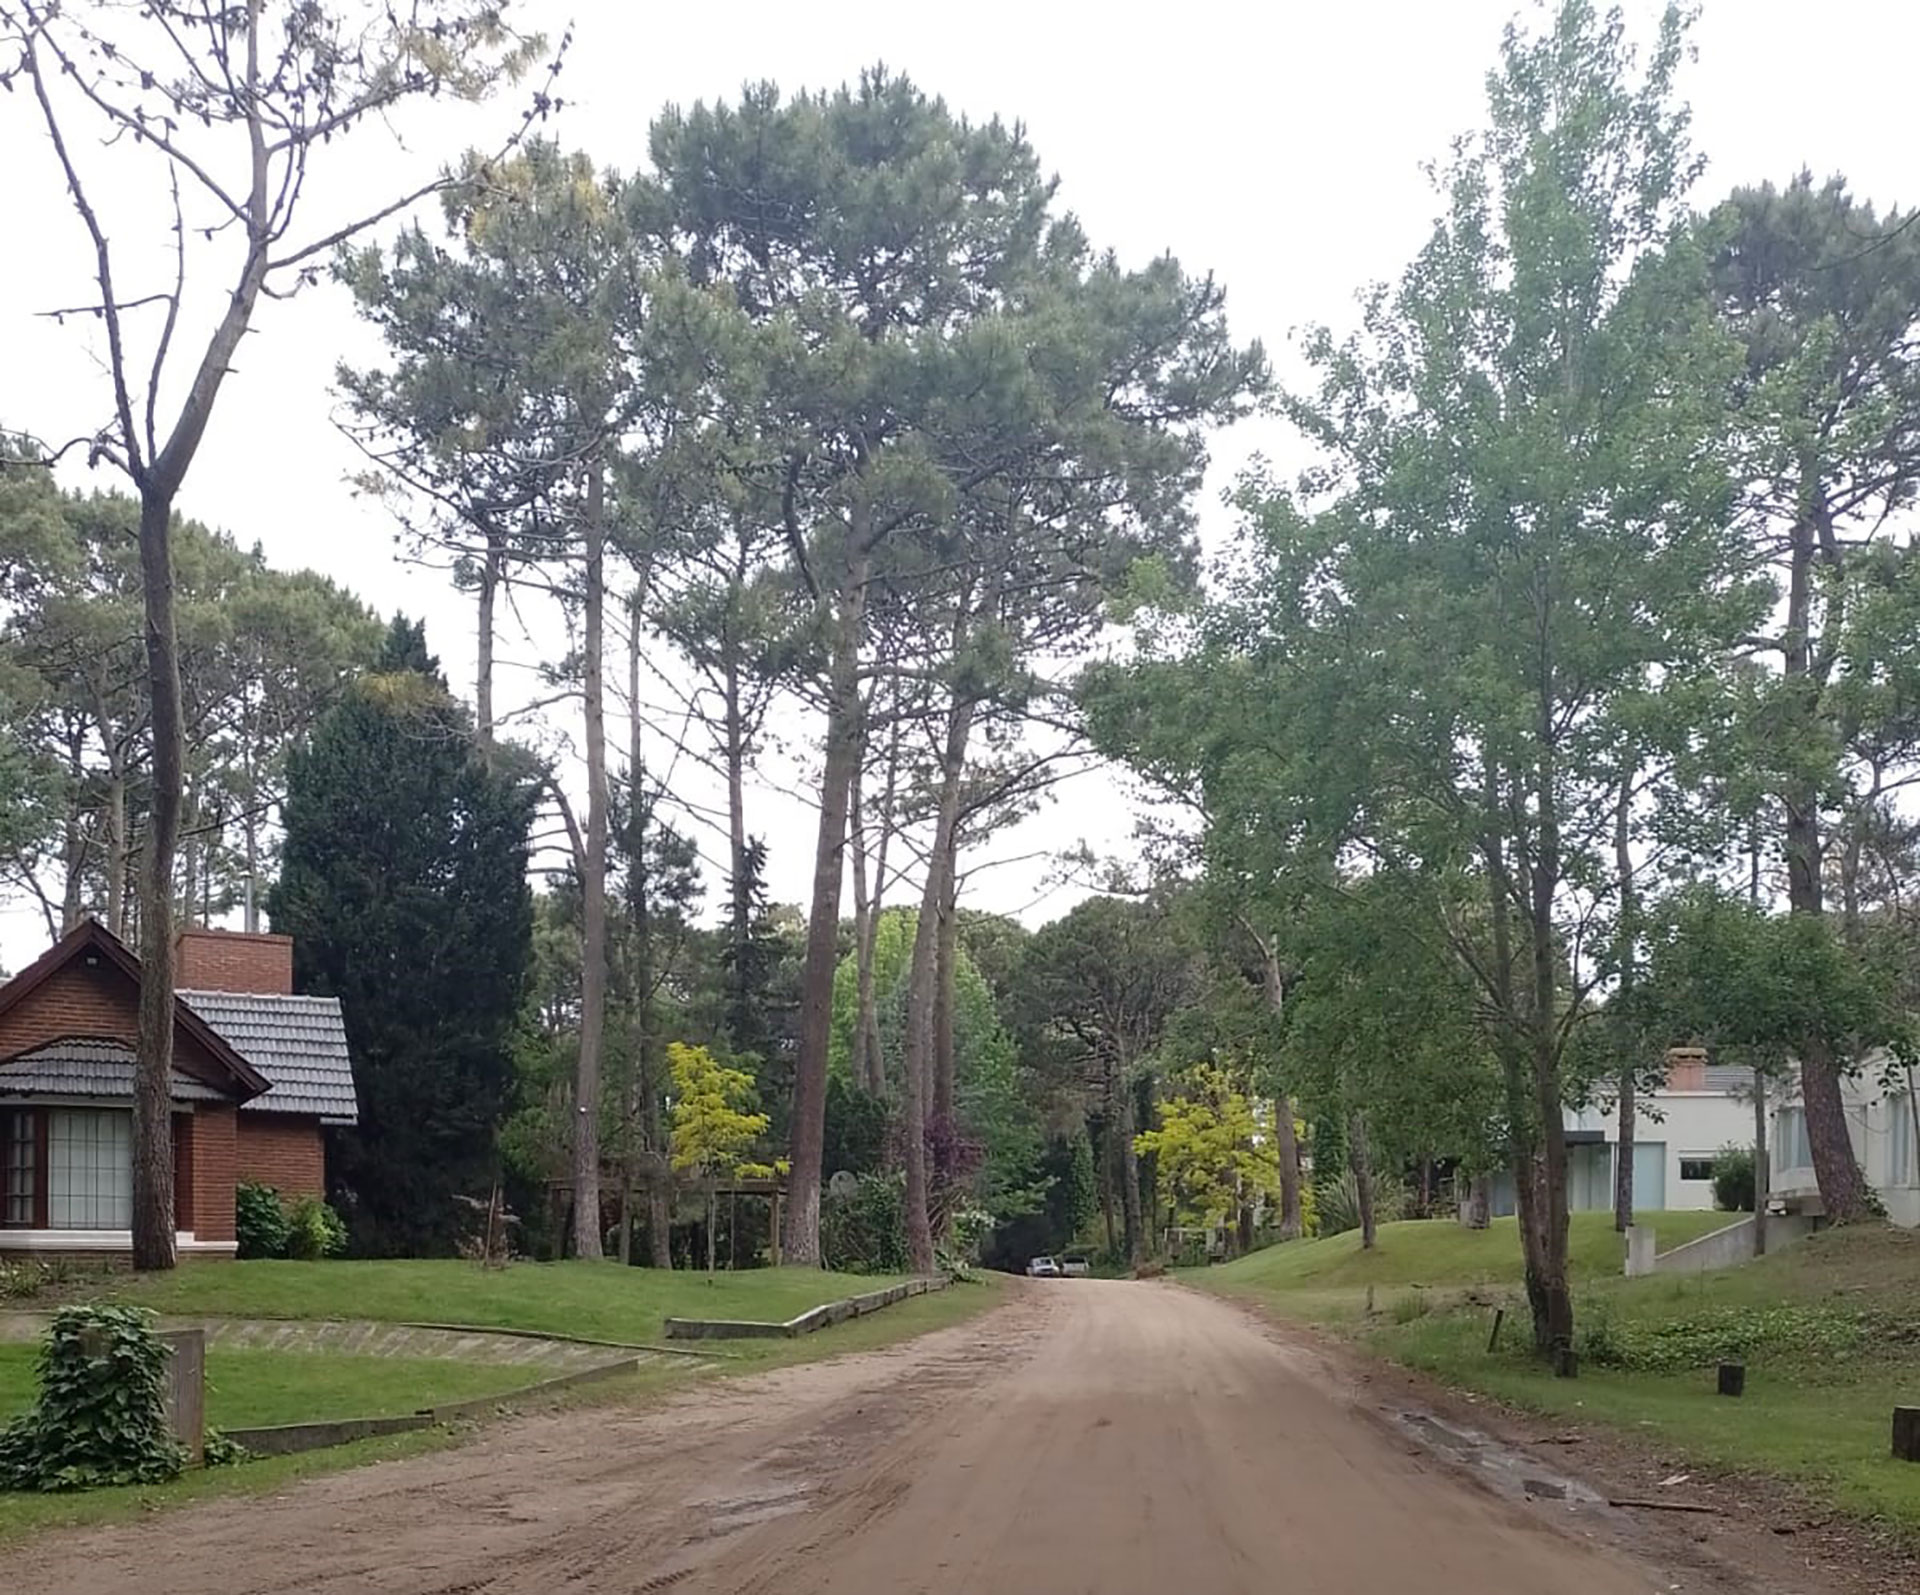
[106,766,128,936]
[1753,1067,1770,1256]
[1099,1134,1117,1258]
[848,750,874,1094]
[132,490,181,1272]
[784,542,871,1266]
[898,861,941,1276]
[933,838,960,1130]
[572,465,609,1260]
[618,1156,635,1266]
[1348,1109,1377,1250]
[476,534,502,758]
[1111,1057,1143,1267]
[1782,505,1870,1220]
[60,779,86,932]
[858,718,898,1096]
[724,656,754,1047]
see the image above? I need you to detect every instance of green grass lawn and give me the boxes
[1199,1217,1920,1534]
[97,1258,907,1341]
[0,1272,1004,1544]
[0,1345,532,1429]
[1195,1209,1734,1321]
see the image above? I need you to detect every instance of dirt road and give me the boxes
[0,1280,1765,1593]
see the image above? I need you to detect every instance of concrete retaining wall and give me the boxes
[664,1275,949,1341]
[1625,1214,1815,1277]
[224,1353,660,1458]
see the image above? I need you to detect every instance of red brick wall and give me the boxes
[235,1115,326,1198]
[0,961,230,1083]
[175,929,293,996]
[187,1107,237,1243]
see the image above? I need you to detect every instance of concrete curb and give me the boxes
[663,1275,949,1341]
[397,1321,716,1358]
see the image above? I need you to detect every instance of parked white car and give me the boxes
[1060,1255,1091,1277]
[1026,1255,1061,1277]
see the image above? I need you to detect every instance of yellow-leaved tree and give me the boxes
[1134,1066,1280,1247]
[668,1043,772,1275]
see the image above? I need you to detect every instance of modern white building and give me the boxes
[1490,1051,1920,1226]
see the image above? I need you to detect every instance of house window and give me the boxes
[1678,1157,1716,1182]
[1775,1108,1812,1171]
[2,1111,37,1226]
[1894,1096,1917,1187]
[47,1109,132,1230]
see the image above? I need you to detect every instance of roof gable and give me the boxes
[179,990,358,1125]
[0,920,268,1101]
[0,1038,232,1104]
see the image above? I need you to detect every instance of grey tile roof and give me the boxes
[178,991,359,1125]
[0,1038,229,1103]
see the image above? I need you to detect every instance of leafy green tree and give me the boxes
[667,1042,772,1276]
[1015,896,1198,1265]
[1134,1065,1277,1239]
[1,471,378,938]
[269,620,536,1256]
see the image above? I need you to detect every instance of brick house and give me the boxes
[0,920,357,1258]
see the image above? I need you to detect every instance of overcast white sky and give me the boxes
[2,0,1915,968]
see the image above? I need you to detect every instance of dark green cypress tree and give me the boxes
[269,619,535,1255]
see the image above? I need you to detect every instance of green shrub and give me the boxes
[1580,1302,1879,1373]
[202,1428,250,1468]
[284,1196,349,1260]
[821,1172,908,1275]
[1710,1145,1755,1213]
[0,1306,184,1492]
[1314,1171,1407,1238]
[235,1181,292,1259]
[0,1258,76,1301]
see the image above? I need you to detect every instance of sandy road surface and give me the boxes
[3,1281,1716,1594]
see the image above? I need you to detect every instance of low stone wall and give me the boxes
[664,1275,948,1341]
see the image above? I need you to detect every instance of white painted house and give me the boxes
[1488,1050,1920,1226]
[1771,1057,1920,1229]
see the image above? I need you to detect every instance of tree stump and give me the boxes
[1717,1362,1745,1398]
[1894,1407,1920,1464]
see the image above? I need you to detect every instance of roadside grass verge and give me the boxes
[0,1272,1004,1544]
[1195,1210,1734,1320]
[93,1258,909,1342]
[1197,1219,1920,1534]
[1,1344,532,1429]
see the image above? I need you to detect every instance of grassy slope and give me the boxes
[99,1259,906,1342]
[1198,1210,1733,1319]
[0,1274,1004,1543]
[1202,1217,1920,1533]
[0,1346,530,1428]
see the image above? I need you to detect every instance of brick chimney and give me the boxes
[1664,1046,1708,1092]
[174,928,293,995]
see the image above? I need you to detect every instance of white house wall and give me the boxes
[1564,1091,1761,1213]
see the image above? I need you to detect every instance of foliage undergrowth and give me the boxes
[0,1307,183,1492]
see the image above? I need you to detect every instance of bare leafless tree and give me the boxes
[0,0,559,1267]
